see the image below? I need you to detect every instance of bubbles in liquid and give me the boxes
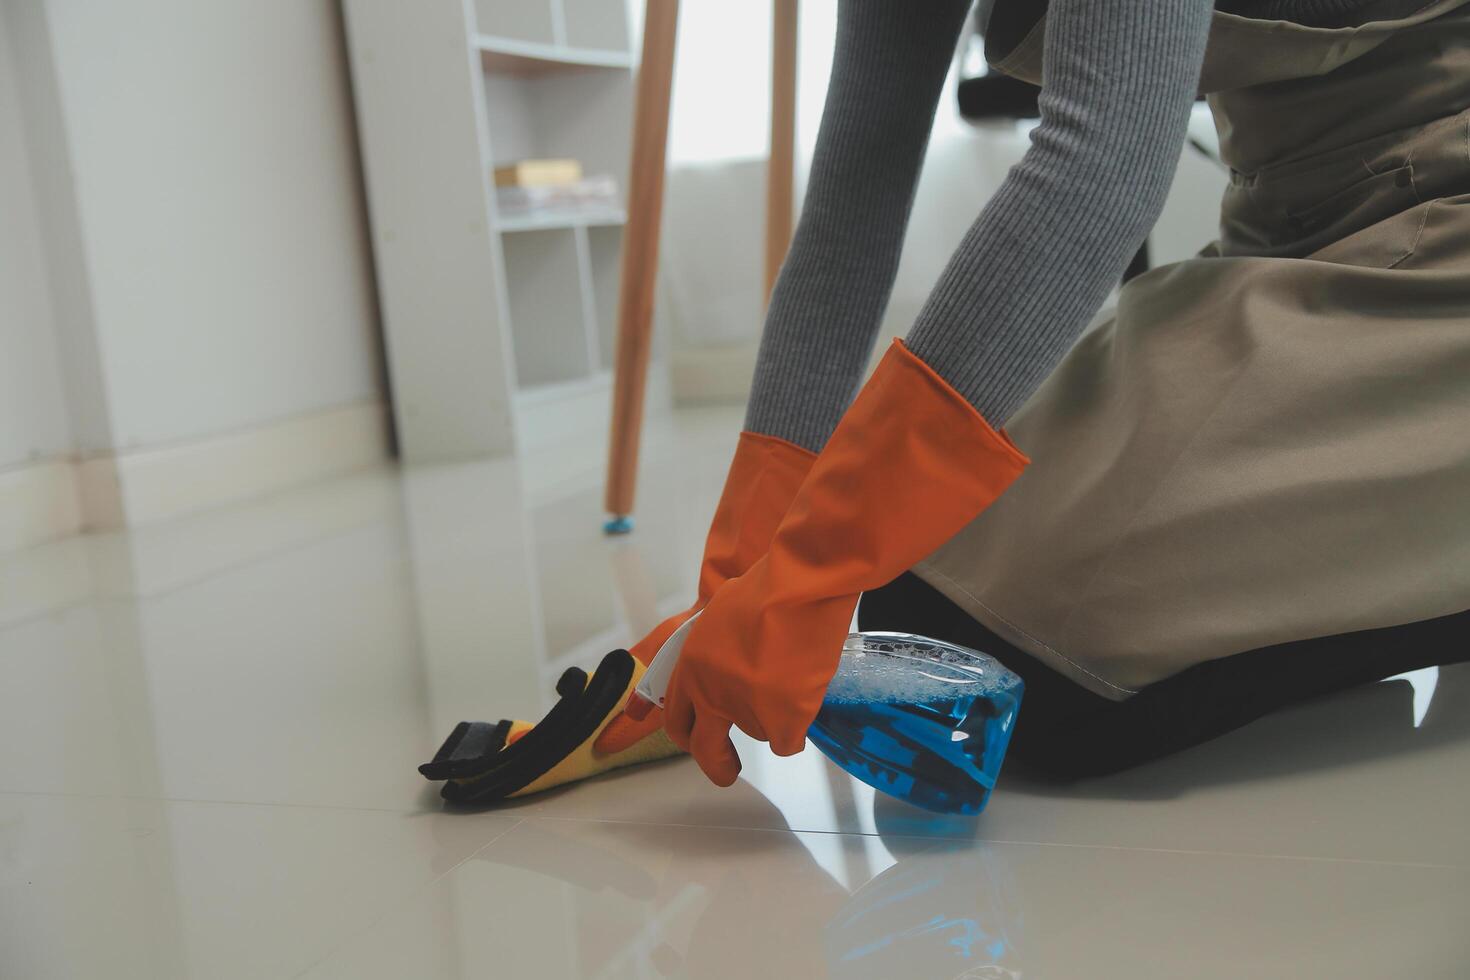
[823,636,1015,705]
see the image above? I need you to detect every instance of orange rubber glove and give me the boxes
[590,431,816,755]
[421,431,817,804]
[663,340,1030,785]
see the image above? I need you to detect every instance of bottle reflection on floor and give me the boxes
[825,844,1021,979]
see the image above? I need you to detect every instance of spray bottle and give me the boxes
[627,612,1024,814]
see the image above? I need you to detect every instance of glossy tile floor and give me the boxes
[4,408,1468,979]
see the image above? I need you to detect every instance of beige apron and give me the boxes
[918,1,1470,701]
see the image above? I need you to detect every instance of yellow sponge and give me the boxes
[419,650,683,803]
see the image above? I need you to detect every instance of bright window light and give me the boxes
[652,0,839,165]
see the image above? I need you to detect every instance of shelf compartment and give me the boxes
[561,0,632,52]
[585,225,623,371]
[477,35,633,76]
[481,69,633,191]
[471,1,555,47]
[501,229,594,387]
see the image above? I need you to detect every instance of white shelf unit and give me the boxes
[343,0,666,461]
[477,35,634,74]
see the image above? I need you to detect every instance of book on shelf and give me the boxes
[496,174,622,223]
[493,159,583,188]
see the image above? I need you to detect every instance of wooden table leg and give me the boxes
[604,0,680,534]
[765,0,799,301]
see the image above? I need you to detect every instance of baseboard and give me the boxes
[81,400,390,532]
[0,456,83,554]
[513,366,672,451]
[671,344,756,406]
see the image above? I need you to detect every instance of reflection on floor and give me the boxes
[3,407,1467,979]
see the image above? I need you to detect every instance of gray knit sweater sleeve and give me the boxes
[744,0,1213,452]
[745,0,973,451]
[906,0,1213,422]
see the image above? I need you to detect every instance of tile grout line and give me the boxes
[516,812,1470,873]
[6,788,1468,872]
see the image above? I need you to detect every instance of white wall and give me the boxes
[35,0,382,450]
[0,2,70,471]
[0,0,387,543]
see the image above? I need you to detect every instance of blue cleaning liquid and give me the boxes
[807,633,1023,815]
